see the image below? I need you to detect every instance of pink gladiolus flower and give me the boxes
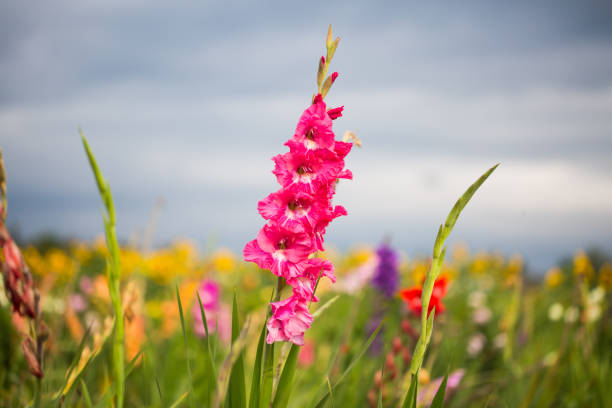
[243,75,353,345]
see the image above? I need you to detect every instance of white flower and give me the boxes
[468,291,486,308]
[494,332,507,349]
[467,333,487,356]
[543,351,558,367]
[564,306,579,323]
[473,307,492,325]
[586,304,602,322]
[548,303,564,321]
[588,286,605,305]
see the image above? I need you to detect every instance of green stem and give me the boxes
[34,377,41,408]
[81,134,125,408]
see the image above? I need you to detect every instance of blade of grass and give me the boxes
[271,344,300,408]
[430,373,448,408]
[411,164,498,376]
[226,290,247,408]
[52,324,92,400]
[312,295,339,319]
[401,373,419,408]
[196,292,217,406]
[80,379,93,408]
[81,133,125,408]
[168,392,189,408]
[214,317,252,408]
[313,319,386,408]
[326,377,334,408]
[176,284,195,408]
[249,321,267,408]
[125,349,143,378]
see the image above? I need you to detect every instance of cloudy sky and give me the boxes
[1,1,611,272]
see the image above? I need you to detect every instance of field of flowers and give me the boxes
[2,237,611,407]
[1,27,611,408]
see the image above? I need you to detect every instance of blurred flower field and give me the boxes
[2,238,610,407]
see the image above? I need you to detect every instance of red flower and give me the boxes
[399,276,449,317]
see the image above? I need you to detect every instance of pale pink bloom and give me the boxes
[337,256,379,294]
[79,276,94,295]
[68,294,87,312]
[417,369,465,406]
[467,333,486,356]
[243,223,315,279]
[266,294,313,345]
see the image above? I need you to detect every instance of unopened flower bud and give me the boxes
[21,337,42,378]
[392,336,402,354]
[402,348,412,366]
[374,369,383,388]
[327,106,344,120]
[385,352,396,371]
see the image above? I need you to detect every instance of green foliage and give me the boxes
[81,133,125,408]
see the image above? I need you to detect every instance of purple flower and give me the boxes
[371,242,399,298]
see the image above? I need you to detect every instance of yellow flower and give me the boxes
[503,255,523,286]
[545,267,563,288]
[411,259,429,285]
[120,248,144,275]
[470,253,489,275]
[213,248,235,272]
[47,248,75,279]
[573,250,594,281]
[451,242,469,262]
[70,241,92,264]
[598,263,612,290]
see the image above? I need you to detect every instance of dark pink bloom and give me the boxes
[327,106,344,120]
[289,96,335,152]
[272,146,345,194]
[257,189,329,234]
[330,72,339,83]
[243,223,315,279]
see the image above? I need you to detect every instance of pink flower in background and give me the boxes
[192,280,230,343]
[244,86,353,344]
[417,369,465,406]
[298,339,316,366]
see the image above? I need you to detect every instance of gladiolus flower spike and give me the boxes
[244,31,351,345]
